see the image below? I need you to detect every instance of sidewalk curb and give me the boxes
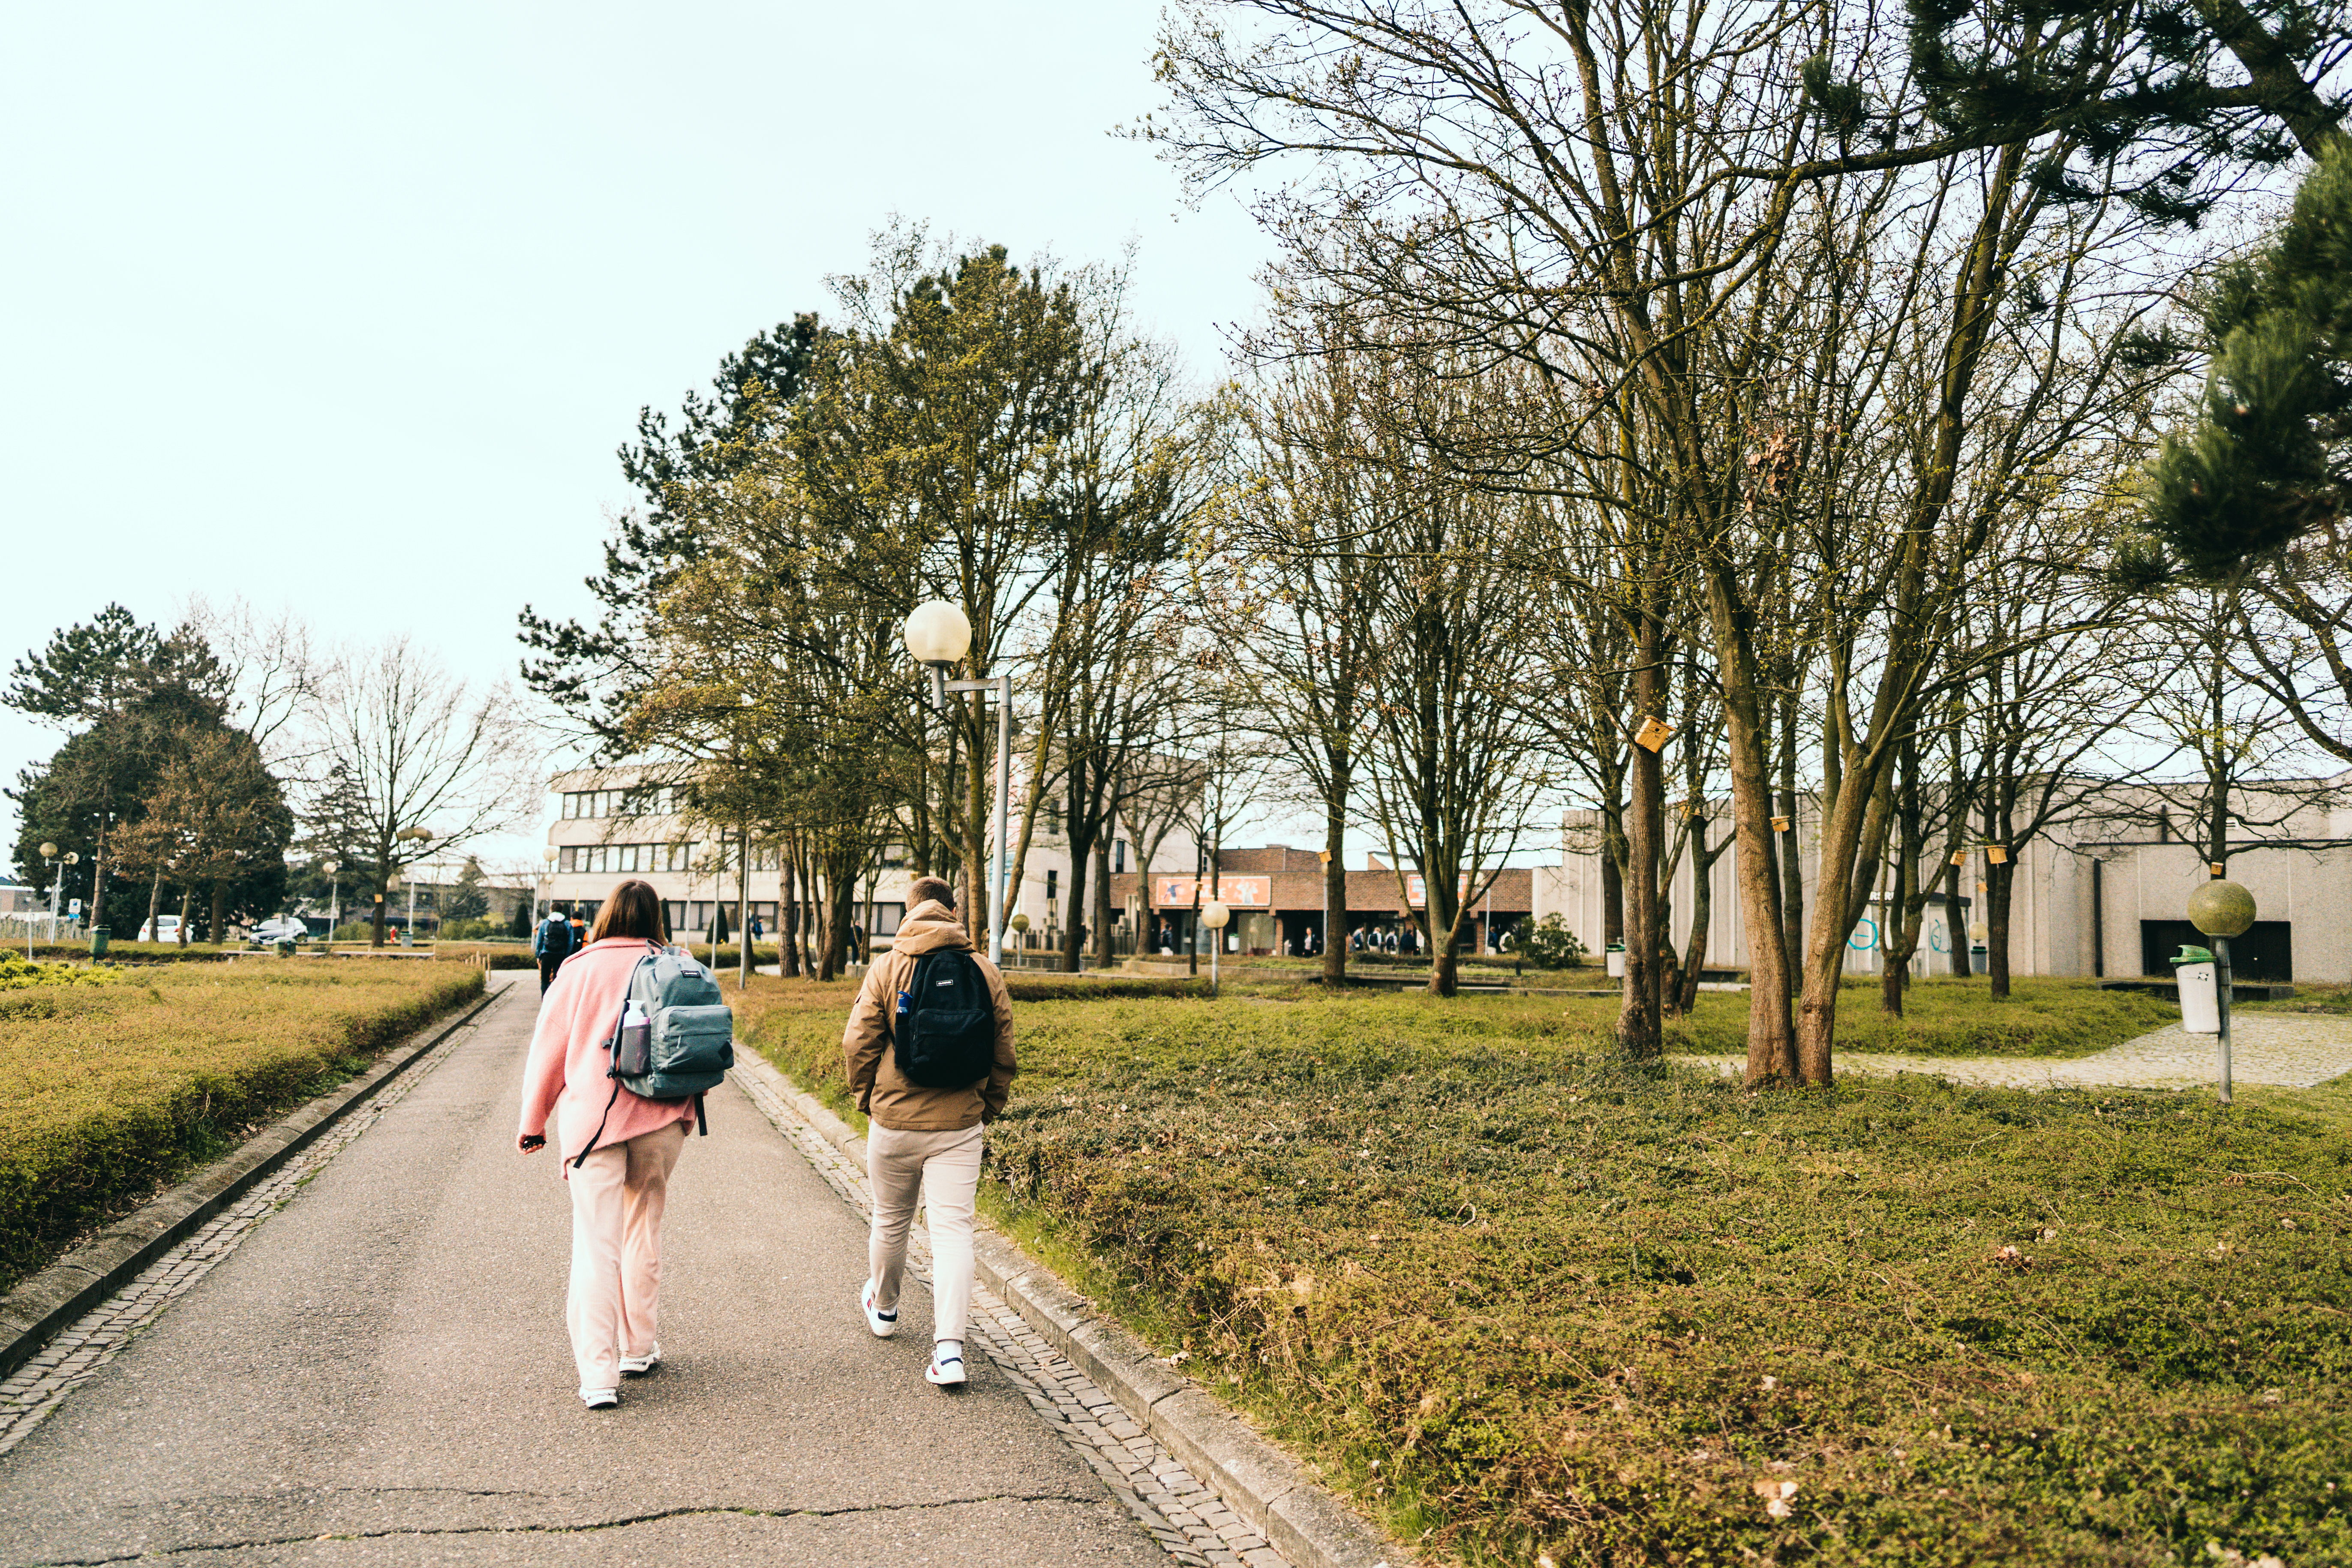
[732,1050,1402,1568]
[0,977,506,1382]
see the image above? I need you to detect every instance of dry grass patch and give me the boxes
[739,979,2351,1567]
[0,959,484,1290]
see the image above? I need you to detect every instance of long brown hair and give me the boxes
[588,880,667,944]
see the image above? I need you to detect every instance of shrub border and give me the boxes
[730,1049,1399,1568]
[0,982,503,1381]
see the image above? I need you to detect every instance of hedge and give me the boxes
[0,961,484,1292]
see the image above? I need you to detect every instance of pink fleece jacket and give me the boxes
[517,937,697,1174]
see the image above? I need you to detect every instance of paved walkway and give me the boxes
[1678,1012,2352,1091]
[0,974,1280,1568]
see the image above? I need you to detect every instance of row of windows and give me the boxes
[560,786,680,820]
[557,841,787,875]
[561,842,691,875]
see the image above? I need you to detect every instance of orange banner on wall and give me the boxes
[1151,876,1269,908]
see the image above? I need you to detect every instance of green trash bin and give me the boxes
[89,926,110,958]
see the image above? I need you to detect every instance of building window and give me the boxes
[870,901,906,937]
[1114,839,1127,874]
[618,844,639,873]
[558,846,577,872]
[664,901,686,933]
[1046,868,1058,902]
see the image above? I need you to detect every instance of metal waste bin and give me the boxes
[2172,944,2220,1033]
[89,925,109,958]
[1605,942,1625,978]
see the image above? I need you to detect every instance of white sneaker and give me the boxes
[619,1342,661,1377]
[861,1279,898,1339]
[580,1387,619,1410]
[925,1345,967,1387]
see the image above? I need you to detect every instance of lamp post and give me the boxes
[322,860,340,949]
[2187,878,2257,1105]
[1010,911,1030,970]
[540,846,558,927]
[34,843,58,958]
[35,844,78,955]
[393,826,434,946]
[1200,899,1232,997]
[904,599,1012,967]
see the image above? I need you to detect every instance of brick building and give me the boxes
[1110,847,1534,957]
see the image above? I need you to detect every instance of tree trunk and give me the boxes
[145,867,165,942]
[1322,765,1349,986]
[1776,710,1806,989]
[1093,831,1117,971]
[1600,811,1625,954]
[1063,835,1092,974]
[1675,831,1718,1018]
[1710,572,1793,1084]
[782,861,802,978]
[1987,857,2016,999]
[177,885,192,948]
[1618,609,1665,1059]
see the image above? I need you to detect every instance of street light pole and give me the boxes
[2187,878,2256,1107]
[323,861,340,951]
[1201,898,1232,998]
[903,599,1012,967]
[942,674,1012,967]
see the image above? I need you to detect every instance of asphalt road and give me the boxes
[0,974,1166,1568]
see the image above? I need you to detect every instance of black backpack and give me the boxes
[888,949,997,1088]
[536,916,575,963]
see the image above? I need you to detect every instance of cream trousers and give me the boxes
[866,1123,983,1345]
[565,1120,687,1391]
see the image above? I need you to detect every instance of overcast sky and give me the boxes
[1,0,1322,873]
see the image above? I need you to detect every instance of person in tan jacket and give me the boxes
[841,876,1015,1388]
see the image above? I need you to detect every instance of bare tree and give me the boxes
[312,638,533,946]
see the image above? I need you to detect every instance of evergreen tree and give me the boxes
[445,857,491,922]
[518,317,820,747]
[8,617,236,931]
[1903,0,2346,227]
[2142,144,2352,574]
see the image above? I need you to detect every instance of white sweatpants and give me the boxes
[865,1123,983,1345]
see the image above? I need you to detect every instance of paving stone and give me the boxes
[1677,1012,2352,1092]
[733,1062,1298,1568]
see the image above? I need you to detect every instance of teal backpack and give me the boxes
[573,942,736,1167]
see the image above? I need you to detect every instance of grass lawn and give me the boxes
[740,978,2349,1567]
[0,958,483,1292]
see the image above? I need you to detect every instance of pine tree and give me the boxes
[2145,143,2352,573]
[1904,0,2344,227]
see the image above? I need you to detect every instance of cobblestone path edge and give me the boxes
[730,1048,1403,1568]
[0,979,505,1382]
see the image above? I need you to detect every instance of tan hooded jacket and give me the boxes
[841,899,1017,1131]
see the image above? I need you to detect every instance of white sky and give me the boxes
[1,0,1345,873]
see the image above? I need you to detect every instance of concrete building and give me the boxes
[542,764,1208,952]
[1531,774,2352,983]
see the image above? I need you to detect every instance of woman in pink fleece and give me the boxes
[516,880,696,1409]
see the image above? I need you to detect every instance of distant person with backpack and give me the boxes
[533,907,577,994]
[517,879,733,1410]
[840,875,1015,1390]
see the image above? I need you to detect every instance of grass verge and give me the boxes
[0,959,484,1293]
[737,977,2349,1567]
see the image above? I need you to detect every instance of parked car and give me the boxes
[137,916,182,942]
[250,917,308,945]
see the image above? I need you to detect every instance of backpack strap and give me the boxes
[571,1081,623,1169]
[694,1091,708,1137]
